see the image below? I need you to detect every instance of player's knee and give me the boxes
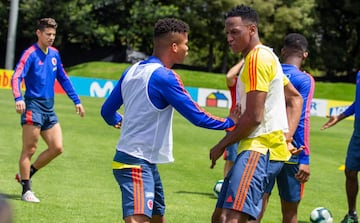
[22,145,37,156]
[345,169,358,179]
[51,146,63,156]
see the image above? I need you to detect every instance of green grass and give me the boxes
[1,61,357,222]
[0,87,356,223]
[66,61,356,100]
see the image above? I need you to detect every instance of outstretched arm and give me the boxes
[321,113,347,130]
[157,70,236,130]
[321,102,354,130]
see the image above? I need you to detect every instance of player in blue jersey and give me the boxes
[252,33,315,223]
[322,70,360,223]
[11,18,85,203]
[101,18,239,223]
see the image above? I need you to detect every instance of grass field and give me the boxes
[66,61,357,101]
[0,85,356,223]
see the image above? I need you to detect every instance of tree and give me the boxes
[314,0,360,80]
[3,0,359,81]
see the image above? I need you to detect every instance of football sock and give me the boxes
[21,180,31,194]
[30,165,38,178]
[349,210,357,217]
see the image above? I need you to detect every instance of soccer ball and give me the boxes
[310,207,333,223]
[213,179,223,198]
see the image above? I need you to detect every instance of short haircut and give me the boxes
[154,18,189,38]
[225,4,259,25]
[37,18,58,31]
[284,33,308,52]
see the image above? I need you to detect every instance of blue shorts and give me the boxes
[346,135,360,171]
[276,163,304,202]
[112,151,165,219]
[21,109,58,131]
[224,143,238,162]
[346,119,360,171]
[264,161,284,194]
[216,150,269,220]
[223,132,239,162]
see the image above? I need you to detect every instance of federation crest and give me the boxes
[52,57,57,66]
[147,200,153,210]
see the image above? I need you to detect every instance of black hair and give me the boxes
[284,33,308,52]
[154,18,189,38]
[225,4,259,25]
[37,18,57,31]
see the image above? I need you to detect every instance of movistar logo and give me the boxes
[90,81,114,97]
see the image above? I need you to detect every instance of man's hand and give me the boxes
[228,104,241,124]
[210,144,226,169]
[114,121,122,129]
[15,100,26,114]
[287,142,304,156]
[75,104,85,117]
[295,164,310,183]
[321,115,339,130]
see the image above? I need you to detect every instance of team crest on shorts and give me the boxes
[147,199,153,210]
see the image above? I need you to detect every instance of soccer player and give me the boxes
[11,18,85,203]
[223,59,244,177]
[254,33,315,223]
[321,69,360,223]
[100,18,239,223]
[209,5,303,223]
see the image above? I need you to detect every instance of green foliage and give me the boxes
[0,1,8,40]
[3,0,360,78]
[239,0,316,55]
[175,0,236,71]
[312,0,360,77]
[124,0,180,54]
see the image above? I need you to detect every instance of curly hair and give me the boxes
[154,18,189,38]
[225,4,259,25]
[37,18,58,31]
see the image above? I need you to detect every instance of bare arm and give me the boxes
[226,59,244,87]
[284,81,303,141]
[210,91,266,168]
[284,81,304,154]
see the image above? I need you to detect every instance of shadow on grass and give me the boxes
[0,193,21,201]
[176,190,216,199]
[176,191,312,223]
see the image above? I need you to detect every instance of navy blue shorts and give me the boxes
[346,135,360,171]
[224,142,238,162]
[21,109,58,131]
[276,163,304,202]
[223,132,239,162]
